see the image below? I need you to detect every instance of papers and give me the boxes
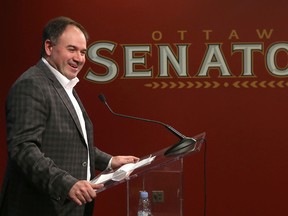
[91,155,156,184]
[91,173,114,185]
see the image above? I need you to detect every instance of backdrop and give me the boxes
[1,0,287,215]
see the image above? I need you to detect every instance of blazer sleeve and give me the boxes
[92,147,112,171]
[6,77,77,204]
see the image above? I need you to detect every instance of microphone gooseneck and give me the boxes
[98,94,197,156]
[98,94,191,140]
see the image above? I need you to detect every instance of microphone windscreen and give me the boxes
[98,94,106,103]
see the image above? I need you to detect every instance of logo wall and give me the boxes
[84,29,288,89]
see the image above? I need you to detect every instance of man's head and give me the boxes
[41,16,89,80]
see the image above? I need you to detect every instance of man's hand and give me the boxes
[68,180,104,206]
[111,155,139,169]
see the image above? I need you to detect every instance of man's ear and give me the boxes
[44,39,53,56]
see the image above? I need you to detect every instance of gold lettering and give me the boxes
[177,30,188,40]
[202,30,213,40]
[229,29,239,40]
[152,31,163,41]
[256,29,274,39]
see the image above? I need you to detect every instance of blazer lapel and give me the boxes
[55,87,85,140]
[73,90,93,145]
[36,61,86,142]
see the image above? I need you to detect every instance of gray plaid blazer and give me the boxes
[0,60,111,216]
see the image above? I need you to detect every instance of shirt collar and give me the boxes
[42,57,79,90]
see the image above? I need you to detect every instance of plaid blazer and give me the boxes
[0,60,111,216]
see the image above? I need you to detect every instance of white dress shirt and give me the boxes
[42,58,91,180]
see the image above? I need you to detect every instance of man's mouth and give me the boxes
[69,63,79,71]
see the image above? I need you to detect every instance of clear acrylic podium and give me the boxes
[92,132,206,216]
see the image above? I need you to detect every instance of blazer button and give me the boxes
[82,162,87,167]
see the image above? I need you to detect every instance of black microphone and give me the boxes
[98,94,196,156]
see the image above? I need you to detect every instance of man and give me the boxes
[0,16,138,216]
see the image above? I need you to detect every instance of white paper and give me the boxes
[90,155,156,184]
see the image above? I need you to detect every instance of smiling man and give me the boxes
[0,16,138,216]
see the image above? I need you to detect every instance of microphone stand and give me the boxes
[98,94,197,156]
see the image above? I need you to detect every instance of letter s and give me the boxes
[86,42,118,83]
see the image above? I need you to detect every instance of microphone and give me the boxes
[98,94,196,156]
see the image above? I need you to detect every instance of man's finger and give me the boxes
[90,183,104,190]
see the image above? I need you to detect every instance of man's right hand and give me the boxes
[68,180,104,205]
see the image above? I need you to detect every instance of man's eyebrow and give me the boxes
[67,45,87,51]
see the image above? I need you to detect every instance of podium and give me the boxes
[92,132,206,216]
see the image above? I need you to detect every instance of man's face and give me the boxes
[45,25,87,80]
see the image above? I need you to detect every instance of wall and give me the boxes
[1,0,288,215]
